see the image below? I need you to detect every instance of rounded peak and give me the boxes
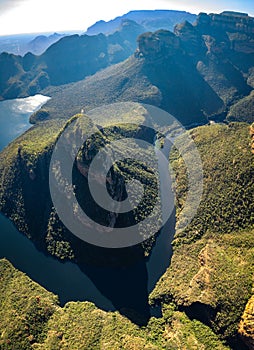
[137,30,180,59]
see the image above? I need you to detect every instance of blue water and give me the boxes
[0,96,174,320]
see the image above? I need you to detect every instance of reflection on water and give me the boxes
[0,94,50,150]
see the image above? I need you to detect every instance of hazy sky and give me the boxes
[0,0,253,36]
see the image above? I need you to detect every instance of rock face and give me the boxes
[1,10,254,103]
[136,30,181,59]
[34,10,254,127]
[196,11,254,54]
[174,20,205,56]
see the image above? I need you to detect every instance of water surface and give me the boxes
[0,96,174,322]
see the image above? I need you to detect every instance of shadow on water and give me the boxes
[80,210,175,325]
[0,96,176,326]
[0,209,175,326]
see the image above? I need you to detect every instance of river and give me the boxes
[0,95,174,323]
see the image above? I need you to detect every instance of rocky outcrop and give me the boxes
[174,20,205,56]
[196,11,254,54]
[209,12,254,35]
[136,30,181,60]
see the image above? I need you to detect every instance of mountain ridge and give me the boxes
[29,11,254,127]
[86,10,197,35]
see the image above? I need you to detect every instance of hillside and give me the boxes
[0,258,229,349]
[0,11,196,99]
[0,121,253,348]
[0,11,253,128]
[0,110,163,268]
[0,19,145,98]
[150,122,254,349]
[0,10,254,350]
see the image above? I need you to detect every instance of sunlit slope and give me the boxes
[0,259,229,350]
[150,122,254,348]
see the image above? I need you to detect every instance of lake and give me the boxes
[0,95,174,323]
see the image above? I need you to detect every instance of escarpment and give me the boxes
[0,113,161,267]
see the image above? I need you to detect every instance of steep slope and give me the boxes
[30,11,254,126]
[0,258,229,349]
[33,56,221,126]
[1,10,253,126]
[0,111,161,267]
[227,90,254,123]
[0,117,253,347]
[150,123,254,349]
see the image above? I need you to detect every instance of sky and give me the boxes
[0,0,253,36]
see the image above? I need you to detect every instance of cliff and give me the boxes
[0,113,159,267]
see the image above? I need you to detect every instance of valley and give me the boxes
[0,8,253,350]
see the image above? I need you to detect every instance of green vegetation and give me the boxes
[1,12,254,128]
[0,259,229,349]
[0,113,253,348]
[227,90,254,123]
[0,113,161,265]
[150,123,254,345]
[32,13,254,127]
[172,123,254,243]
[0,119,66,237]
[1,10,254,347]
[0,259,58,349]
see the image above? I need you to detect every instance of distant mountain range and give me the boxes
[0,10,196,57]
[0,11,254,127]
[0,32,66,56]
[33,11,254,126]
[86,10,197,35]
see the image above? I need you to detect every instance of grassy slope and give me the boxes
[150,123,254,345]
[0,259,228,350]
[227,90,254,123]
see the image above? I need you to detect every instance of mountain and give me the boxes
[0,32,65,56]
[0,11,253,128]
[0,112,160,267]
[0,119,253,348]
[0,19,145,98]
[1,10,254,350]
[29,11,254,127]
[26,33,66,55]
[86,10,197,35]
